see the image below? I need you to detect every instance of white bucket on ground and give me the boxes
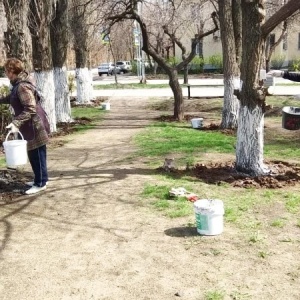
[102,103,110,110]
[3,131,27,167]
[191,118,203,129]
[194,199,224,235]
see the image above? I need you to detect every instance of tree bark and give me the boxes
[50,0,71,122]
[183,66,188,85]
[70,0,92,104]
[28,0,56,132]
[53,67,71,123]
[236,105,266,175]
[236,1,266,175]
[218,0,240,129]
[236,0,300,176]
[34,70,56,132]
[167,68,184,120]
[3,0,30,66]
[75,67,93,104]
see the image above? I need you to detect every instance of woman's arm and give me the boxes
[282,71,300,82]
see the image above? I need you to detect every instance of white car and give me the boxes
[116,61,132,73]
[98,62,120,76]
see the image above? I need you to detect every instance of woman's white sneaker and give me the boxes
[25,185,47,195]
[26,181,48,187]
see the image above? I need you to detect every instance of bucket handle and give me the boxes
[5,130,25,142]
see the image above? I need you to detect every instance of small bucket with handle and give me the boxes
[3,131,27,167]
[282,106,300,130]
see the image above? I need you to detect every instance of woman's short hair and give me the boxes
[4,58,24,75]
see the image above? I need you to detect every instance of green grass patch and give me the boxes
[135,122,235,164]
[0,156,6,168]
[277,83,300,86]
[266,95,300,107]
[142,183,193,218]
[93,82,300,91]
[141,176,285,225]
[204,290,225,300]
[94,83,170,90]
[270,218,286,228]
[283,192,300,213]
[265,144,300,160]
[68,106,106,134]
[94,83,226,90]
[71,106,105,120]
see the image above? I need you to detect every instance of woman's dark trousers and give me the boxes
[27,144,48,187]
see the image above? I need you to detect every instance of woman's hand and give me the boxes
[6,123,19,133]
[267,70,284,77]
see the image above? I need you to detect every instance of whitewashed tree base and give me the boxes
[53,67,72,123]
[75,67,93,104]
[236,105,269,176]
[34,70,56,132]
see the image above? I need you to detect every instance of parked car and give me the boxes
[98,62,120,76]
[116,61,132,73]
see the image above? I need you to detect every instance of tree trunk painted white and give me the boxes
[221,76,240,128]
[236,105,268,176]
[75,67,92,104]
[34,70,56,132]
[53,67,72,122]
[218,0,241,129]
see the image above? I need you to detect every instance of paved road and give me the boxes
[1,73,299,99]
[92,74,300,98]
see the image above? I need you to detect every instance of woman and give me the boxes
[0,58,49,195]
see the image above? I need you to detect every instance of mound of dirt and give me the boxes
[158,160,300,189]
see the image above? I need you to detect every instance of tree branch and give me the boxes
[261,0,300,37]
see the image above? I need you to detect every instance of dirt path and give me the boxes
[1,98,300,300]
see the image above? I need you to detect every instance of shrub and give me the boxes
[271,54,285,69]
[288,58,300,71]
[208,54,223,73]
[0,85,12,140]
[189,56,204,73]
[166,56,180,67]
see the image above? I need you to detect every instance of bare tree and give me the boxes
[69,0,96,104]
[235,0,300,175]
[107,0,218,120]
[28,0,56,132]
[50,0,72,123]
[217,0,241,129]
[265,20,287,72]
[109,20,135,61]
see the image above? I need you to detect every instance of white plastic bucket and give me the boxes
[191,118,203,129]
[194,199,224,235]
[3,131,27,167]
[102,103,110,110]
